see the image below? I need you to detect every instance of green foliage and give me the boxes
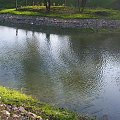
[0,86,35,105]
[0,0,120,9]
[88,0,114,7]
[0,86,96,120]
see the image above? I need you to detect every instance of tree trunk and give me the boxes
[26,0,27,6]
[78,0,80,12]
[47,0,51,12]
[44,0,51,12]
[44,0,48,11]
[81,0,87,13]
[15,0,18,10]
[64,0,66,6]
[32,0,34,6]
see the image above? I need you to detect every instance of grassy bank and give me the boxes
[0,86,96,120]
[0,6,120,20]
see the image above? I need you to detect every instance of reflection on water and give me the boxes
[0,25,120,119]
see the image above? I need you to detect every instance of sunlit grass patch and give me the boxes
[0,86,96,120]
[0,6,120,20]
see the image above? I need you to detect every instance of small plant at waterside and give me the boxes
[0,86,96,120]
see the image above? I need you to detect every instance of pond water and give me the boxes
[0,25,120,119]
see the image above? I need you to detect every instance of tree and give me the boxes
[32,0,34,6]
[81,0,87,13]
[77,0,87,13]
[25,0,27,6]
[47,0,51,11]
[77,0,80,12]
[64,0,66,6]
[44,0,51,12]
[15,0,18,10]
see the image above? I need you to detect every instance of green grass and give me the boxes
[0,86,96,120]
[0,6,120,20]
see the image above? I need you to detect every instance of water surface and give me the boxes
[0,25,120,119]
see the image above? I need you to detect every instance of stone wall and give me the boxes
[0,14,120,29]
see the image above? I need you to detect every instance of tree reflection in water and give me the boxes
[0,26,120,119]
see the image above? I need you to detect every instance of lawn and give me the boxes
[0,6,120,20]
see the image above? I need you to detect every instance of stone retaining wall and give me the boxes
[0,14,120,29]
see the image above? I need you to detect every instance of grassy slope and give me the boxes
[0,86,96,120]
[0,6,120,20]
